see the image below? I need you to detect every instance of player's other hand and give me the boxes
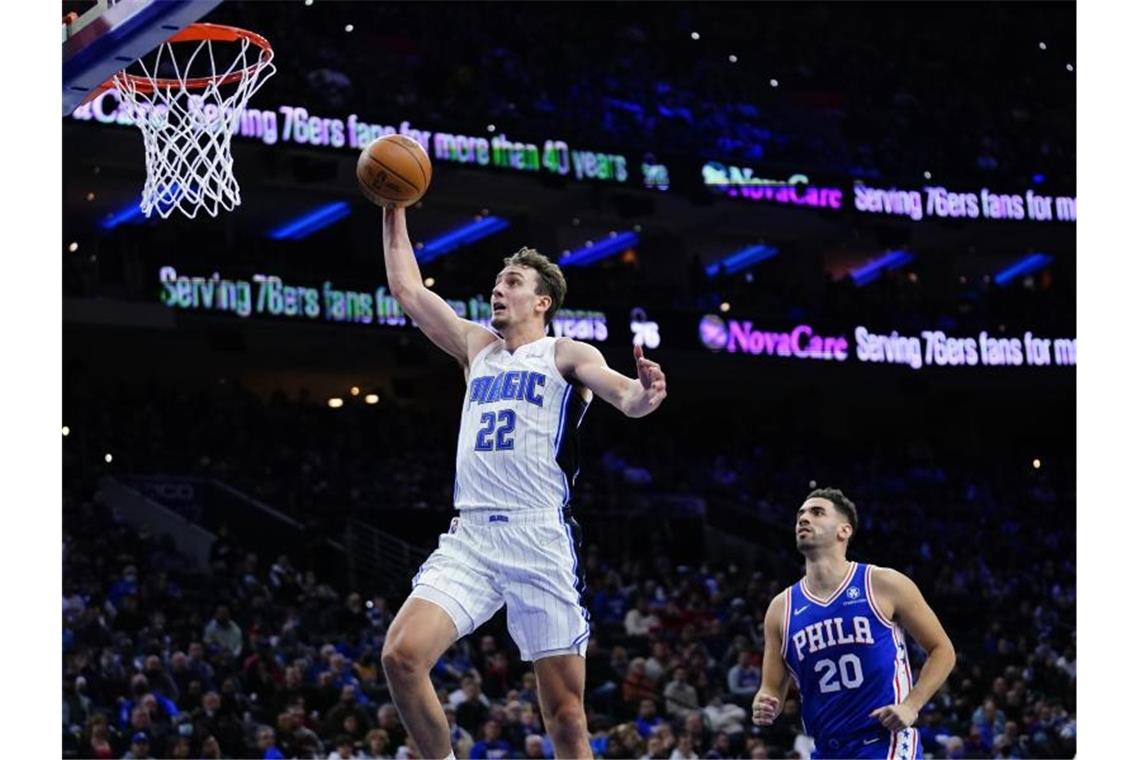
[752,691,780,725]
[869,703,918,732]
[633,345,667,405]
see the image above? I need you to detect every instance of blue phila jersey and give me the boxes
[782,563,921,759]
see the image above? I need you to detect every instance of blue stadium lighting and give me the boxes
[268,202,352,241]
[101,184,189,228]
[558,231,640,267]
[705,244,779,277]
[850,250,914,287]
[994,253,1053,287]
[99,198,146,230]
[416,216,511,264]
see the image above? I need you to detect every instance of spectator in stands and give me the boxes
[256,725,287,759]
[283,706,326,757]
[517,671,539,706]
[200,735,222,760]
[433,645,472,684]
[641,732,666,760]
[329,733,359,759]
[374,704,407,753]
[603,722,645,759]
[121,732,153,759]
[702,688,747,737]
[670,732,699,760]
[645,640,672,685]
[651,724,677,758]
[523,733,546,759]
[680,711,709,755]
[186,641,217,690]
[325,684,372,740]
[168,652,197,707]
[119,675,177,730]
[143,655,180,705]
[83,713,115,759]
[192,691,243,755]
[203,605,243,658]
[918,706,953,750]
[481,651,512,700]
[634,699,665,739]
[622,658,657,712]
[944,735,965,758]
[167,736,192,759]
[455,676,492,735]
[705,731,733,759]
[64,675,93,732]
[972,696,1007,751]
[624,595,661,639]
[470,718,511,759]
[361,728,392,759]
[592,572,631,634]
[726,649,761,704]
[663,667,699,719]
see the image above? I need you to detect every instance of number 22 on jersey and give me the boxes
[475,409,516,451]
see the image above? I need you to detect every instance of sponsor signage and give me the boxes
[156,265,608,342]
[698,315,1075,369]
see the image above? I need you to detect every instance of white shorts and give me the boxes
[409,507,591,661]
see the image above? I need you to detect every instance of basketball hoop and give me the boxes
[98,23,275,219]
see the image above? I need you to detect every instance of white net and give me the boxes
[112,27,275,219]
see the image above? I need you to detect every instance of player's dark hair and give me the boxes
[502,247,567,326]
[807,487,858,537]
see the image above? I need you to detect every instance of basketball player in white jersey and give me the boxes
[378,206,667,759]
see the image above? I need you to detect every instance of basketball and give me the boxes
[356,134,433,207]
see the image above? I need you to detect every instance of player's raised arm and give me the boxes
[556,341,667,418]
[382,207,496,367]
[868,567,957,732]
[753,591,792,725]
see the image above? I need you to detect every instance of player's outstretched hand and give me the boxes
[752,691,780,725]
[633,344,667,410]
[869,703,918,732]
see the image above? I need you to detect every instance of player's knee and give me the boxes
[548,701,587,743]
[380,638,425,681]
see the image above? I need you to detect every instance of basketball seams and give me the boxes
[363,153,419,196]
[390,136,431,188]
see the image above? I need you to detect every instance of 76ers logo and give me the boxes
[846,587,861,600]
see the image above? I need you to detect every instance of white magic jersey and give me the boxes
[454,335,590,511]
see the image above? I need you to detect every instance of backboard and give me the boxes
[62,0,223,116]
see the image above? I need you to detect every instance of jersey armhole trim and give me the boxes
[548,336,573,383]
[549,337,594,406]
[467,330,500,369]
[865,564,895,628]
[780,588,793,663]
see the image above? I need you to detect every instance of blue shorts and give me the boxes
[812,727,922,759]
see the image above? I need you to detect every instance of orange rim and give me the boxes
[93,23,273,98]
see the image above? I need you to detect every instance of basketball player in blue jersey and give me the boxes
[377,206,667,760]
[752,489,956,759]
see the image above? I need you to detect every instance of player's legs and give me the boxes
[534,653,591,759]
[381,597,459,760]
[385,515,504,758]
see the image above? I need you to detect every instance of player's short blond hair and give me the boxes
[503,247,566,326]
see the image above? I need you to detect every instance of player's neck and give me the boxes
[802,554,852,598]
[501,323,547,352]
